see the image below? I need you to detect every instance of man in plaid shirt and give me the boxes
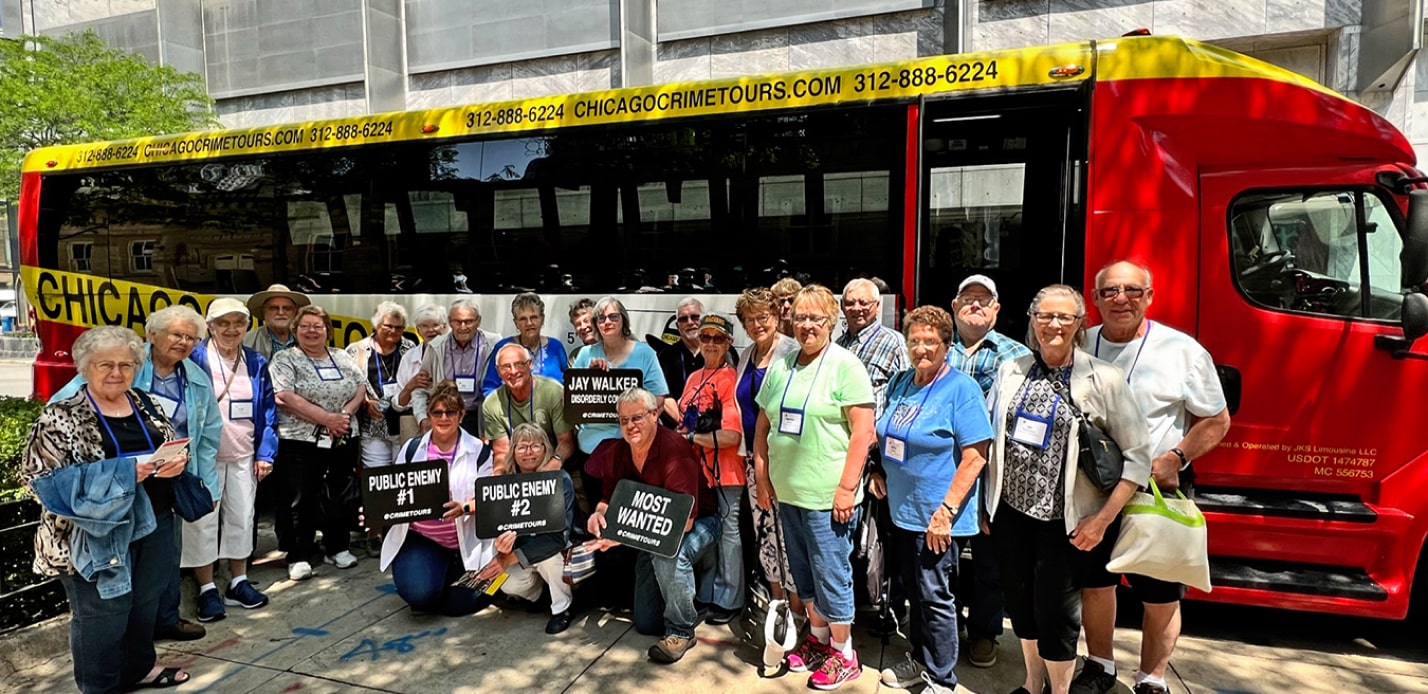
[836,278,909,419]
[945,274,1030,671]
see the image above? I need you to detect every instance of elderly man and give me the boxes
[481,342,576,465]
[586,388,720,665]
[50,305,223,642]
[412,299,499,436]
[242,284,310,360]
[946,275,1030,670]
[1074,261,1232,694]
[837,278,909,418]
[185,298,279,622]
[658,298,708,403]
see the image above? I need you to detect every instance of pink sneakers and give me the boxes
[786,635,832,673]
[810,648,861,690]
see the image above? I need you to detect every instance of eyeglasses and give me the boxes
[792,314,830,326]
[1030,312,1083,326]
[449,318,477,327]
[955,295,994,308]
[676,314,702,324]
[617,412,652,427]
[497,360,532,373]
[266,304,296,314]
[776,296,795,306]
[429,409,461,419]
[743,313,775,326]
[297,323,327,332]
[514,442,546,453]
[595,313,622,324]
[907,338,944,349]
[92,361,138,374]
[212,319,248,330]
[165,331,199,344]
[842,298,876,309]
[699,334,729,344]
[377,323,405,333]
[1096,285,1148,299]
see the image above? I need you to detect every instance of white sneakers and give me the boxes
[326,551,359,569]
[288,561,313,581]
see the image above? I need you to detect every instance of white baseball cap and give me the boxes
[206,297,250,322]
[957,274,998,300]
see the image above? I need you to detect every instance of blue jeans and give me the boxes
[391,531,487,617]
[156,510,182,630]
[961,532,1005,639]
[780,503,859,624]
[60,510,174,694]
[696,485,744,612]
[894,527,961,688]
[634,515,720,638]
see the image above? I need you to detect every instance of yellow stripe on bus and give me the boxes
[22,43,1094,173]
[1094,36,1346,100]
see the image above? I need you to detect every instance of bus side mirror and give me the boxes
[1401,190,1428,288]
[1403,292,1428,342]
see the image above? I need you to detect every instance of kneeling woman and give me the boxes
[379,381,496,615]
[486,423,576,634]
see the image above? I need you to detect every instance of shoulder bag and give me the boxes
[1047,373,1124,493]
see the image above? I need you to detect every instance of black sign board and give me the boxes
[361,460,449,526]
[563,368,643,425]
[601,479,694,559]
[473,471,568,539]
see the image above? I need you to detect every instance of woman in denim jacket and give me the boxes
[24,326,192,693]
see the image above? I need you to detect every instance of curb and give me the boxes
[0,613,69,677]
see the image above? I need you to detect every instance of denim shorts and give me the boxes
[778,503,859,624]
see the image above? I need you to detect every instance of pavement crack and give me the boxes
[560,617,635,694]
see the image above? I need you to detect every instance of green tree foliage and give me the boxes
[0,396,43,496]
[0,31,218,201]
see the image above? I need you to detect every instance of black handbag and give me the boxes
[1048,375,1124,493]
[171,470,215,522]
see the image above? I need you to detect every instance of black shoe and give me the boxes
[705,606,740,626]
[545,610,573,634]
[154,619,206,642]
[1070,659,1118,694]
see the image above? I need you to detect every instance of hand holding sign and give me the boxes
[474,471,568,538]
[601,479,695,558]
[362,460,450,526]
[564,368,643,425]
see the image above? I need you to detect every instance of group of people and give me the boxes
[23,260,1229,694]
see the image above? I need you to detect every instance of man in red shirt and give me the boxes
[587,387,719,664]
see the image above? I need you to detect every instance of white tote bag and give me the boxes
[1105,479,1212,593]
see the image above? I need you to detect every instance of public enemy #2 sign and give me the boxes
[362,460,450,525]
[473,471,568,538]
[563,368,642,424]
[602,480,695,559]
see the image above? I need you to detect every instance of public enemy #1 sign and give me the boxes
[362,460,449,525]
[473,471,568,538]
[602,480,695,559]
[563,368,642,424]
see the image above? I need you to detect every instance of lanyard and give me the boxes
[887,364,947,439]
[151,364,187,407]
[211,347,246,403]
[527,338,546,375]
[426,439,459,464]
[448,338,480,376]
[85,387,157,456]
[308,350,340,376]
[503,387,536,437]
[371,344,397,385]
[1015,361,1070,413]
[1094,320,1153,384]
[687,365,724,402]
[777,347,829,413]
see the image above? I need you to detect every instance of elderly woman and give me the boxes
[484,292,568,394]
[380,381,497,616]
[733,288,801,611]
[754,284,875,690]
[183,298,279,623]
[24,326,192,692]
[675,314,746,626]
[986,285,1150,694]
[770,277,803,337]
[346,301,415,471]
[394,304,445,440]
[489,423,575,633]
[566,298,597,367]
[870,306,993,693]
[270,305,369,580]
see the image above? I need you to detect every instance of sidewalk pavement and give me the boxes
[3,541,1427,694]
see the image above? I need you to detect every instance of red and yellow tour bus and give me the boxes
[17,35,1428,621]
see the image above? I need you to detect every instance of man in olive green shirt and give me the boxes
[482,342,576,466]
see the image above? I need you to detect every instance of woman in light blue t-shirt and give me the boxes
[871,306,993,692]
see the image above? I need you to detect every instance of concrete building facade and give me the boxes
[0,1,1423,161]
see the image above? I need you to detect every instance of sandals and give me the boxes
[129,667,190,690]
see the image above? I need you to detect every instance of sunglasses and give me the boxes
[699,334,729,344]
[429,409,462,419]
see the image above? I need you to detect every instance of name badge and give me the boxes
[229,400,254,420]
[316,366,343,381]
[1010,415,1052,449]
[316,432,334,449]
[778,408,804,436]
[382,383,401,400]
[150,393,180,418]
[132,453,154,465]
[455,376,477,394]
[884,436,906,464]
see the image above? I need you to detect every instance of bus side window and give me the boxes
[1228,190,1405,321]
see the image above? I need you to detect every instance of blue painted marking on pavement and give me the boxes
[190,582,401,693]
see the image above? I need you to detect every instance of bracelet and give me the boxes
[941,502,958,515]
[1171,447,1191,471]
[685,432,695,444]
[552,453,563,462]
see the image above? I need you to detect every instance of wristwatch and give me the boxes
[941,502,958,516]
[1171,447,1191,471]
[686,432,695,444]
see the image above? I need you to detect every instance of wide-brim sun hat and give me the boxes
[246,284,311,315]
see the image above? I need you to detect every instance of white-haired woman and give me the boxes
[346,301,416,471]
[986,285,1151,694]
[25,326,193,692]
[483,292,567,394]
[394,304,445,440]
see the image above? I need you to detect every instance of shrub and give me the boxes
[0,398,44,492]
